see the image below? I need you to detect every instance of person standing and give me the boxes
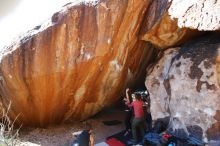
[126,89,146,144]
[124,88,134,136]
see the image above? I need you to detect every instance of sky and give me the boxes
[0,0,97,49]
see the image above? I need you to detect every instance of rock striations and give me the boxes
[0,3,220,144]
[0,0,155,126]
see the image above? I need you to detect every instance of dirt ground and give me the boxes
[18,105,126,146]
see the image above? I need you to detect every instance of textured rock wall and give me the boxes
[140,0,200,49]
[146,34,220,142]
[1,0,219,129]
[168,0,220,30]
[0,0,156,126]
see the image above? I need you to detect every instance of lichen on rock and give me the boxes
[146,34,220,142]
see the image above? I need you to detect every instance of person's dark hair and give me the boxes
[135,93,141,100]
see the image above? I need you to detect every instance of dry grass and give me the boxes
[0,102,21,146]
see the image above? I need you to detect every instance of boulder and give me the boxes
[0,0,156,126]
[168,0,220,30]
[140,0,200,49]
[146,34,220,142]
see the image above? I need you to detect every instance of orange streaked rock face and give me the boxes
[0,0,156,126]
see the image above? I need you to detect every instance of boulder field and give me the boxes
[0,0,220,143]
